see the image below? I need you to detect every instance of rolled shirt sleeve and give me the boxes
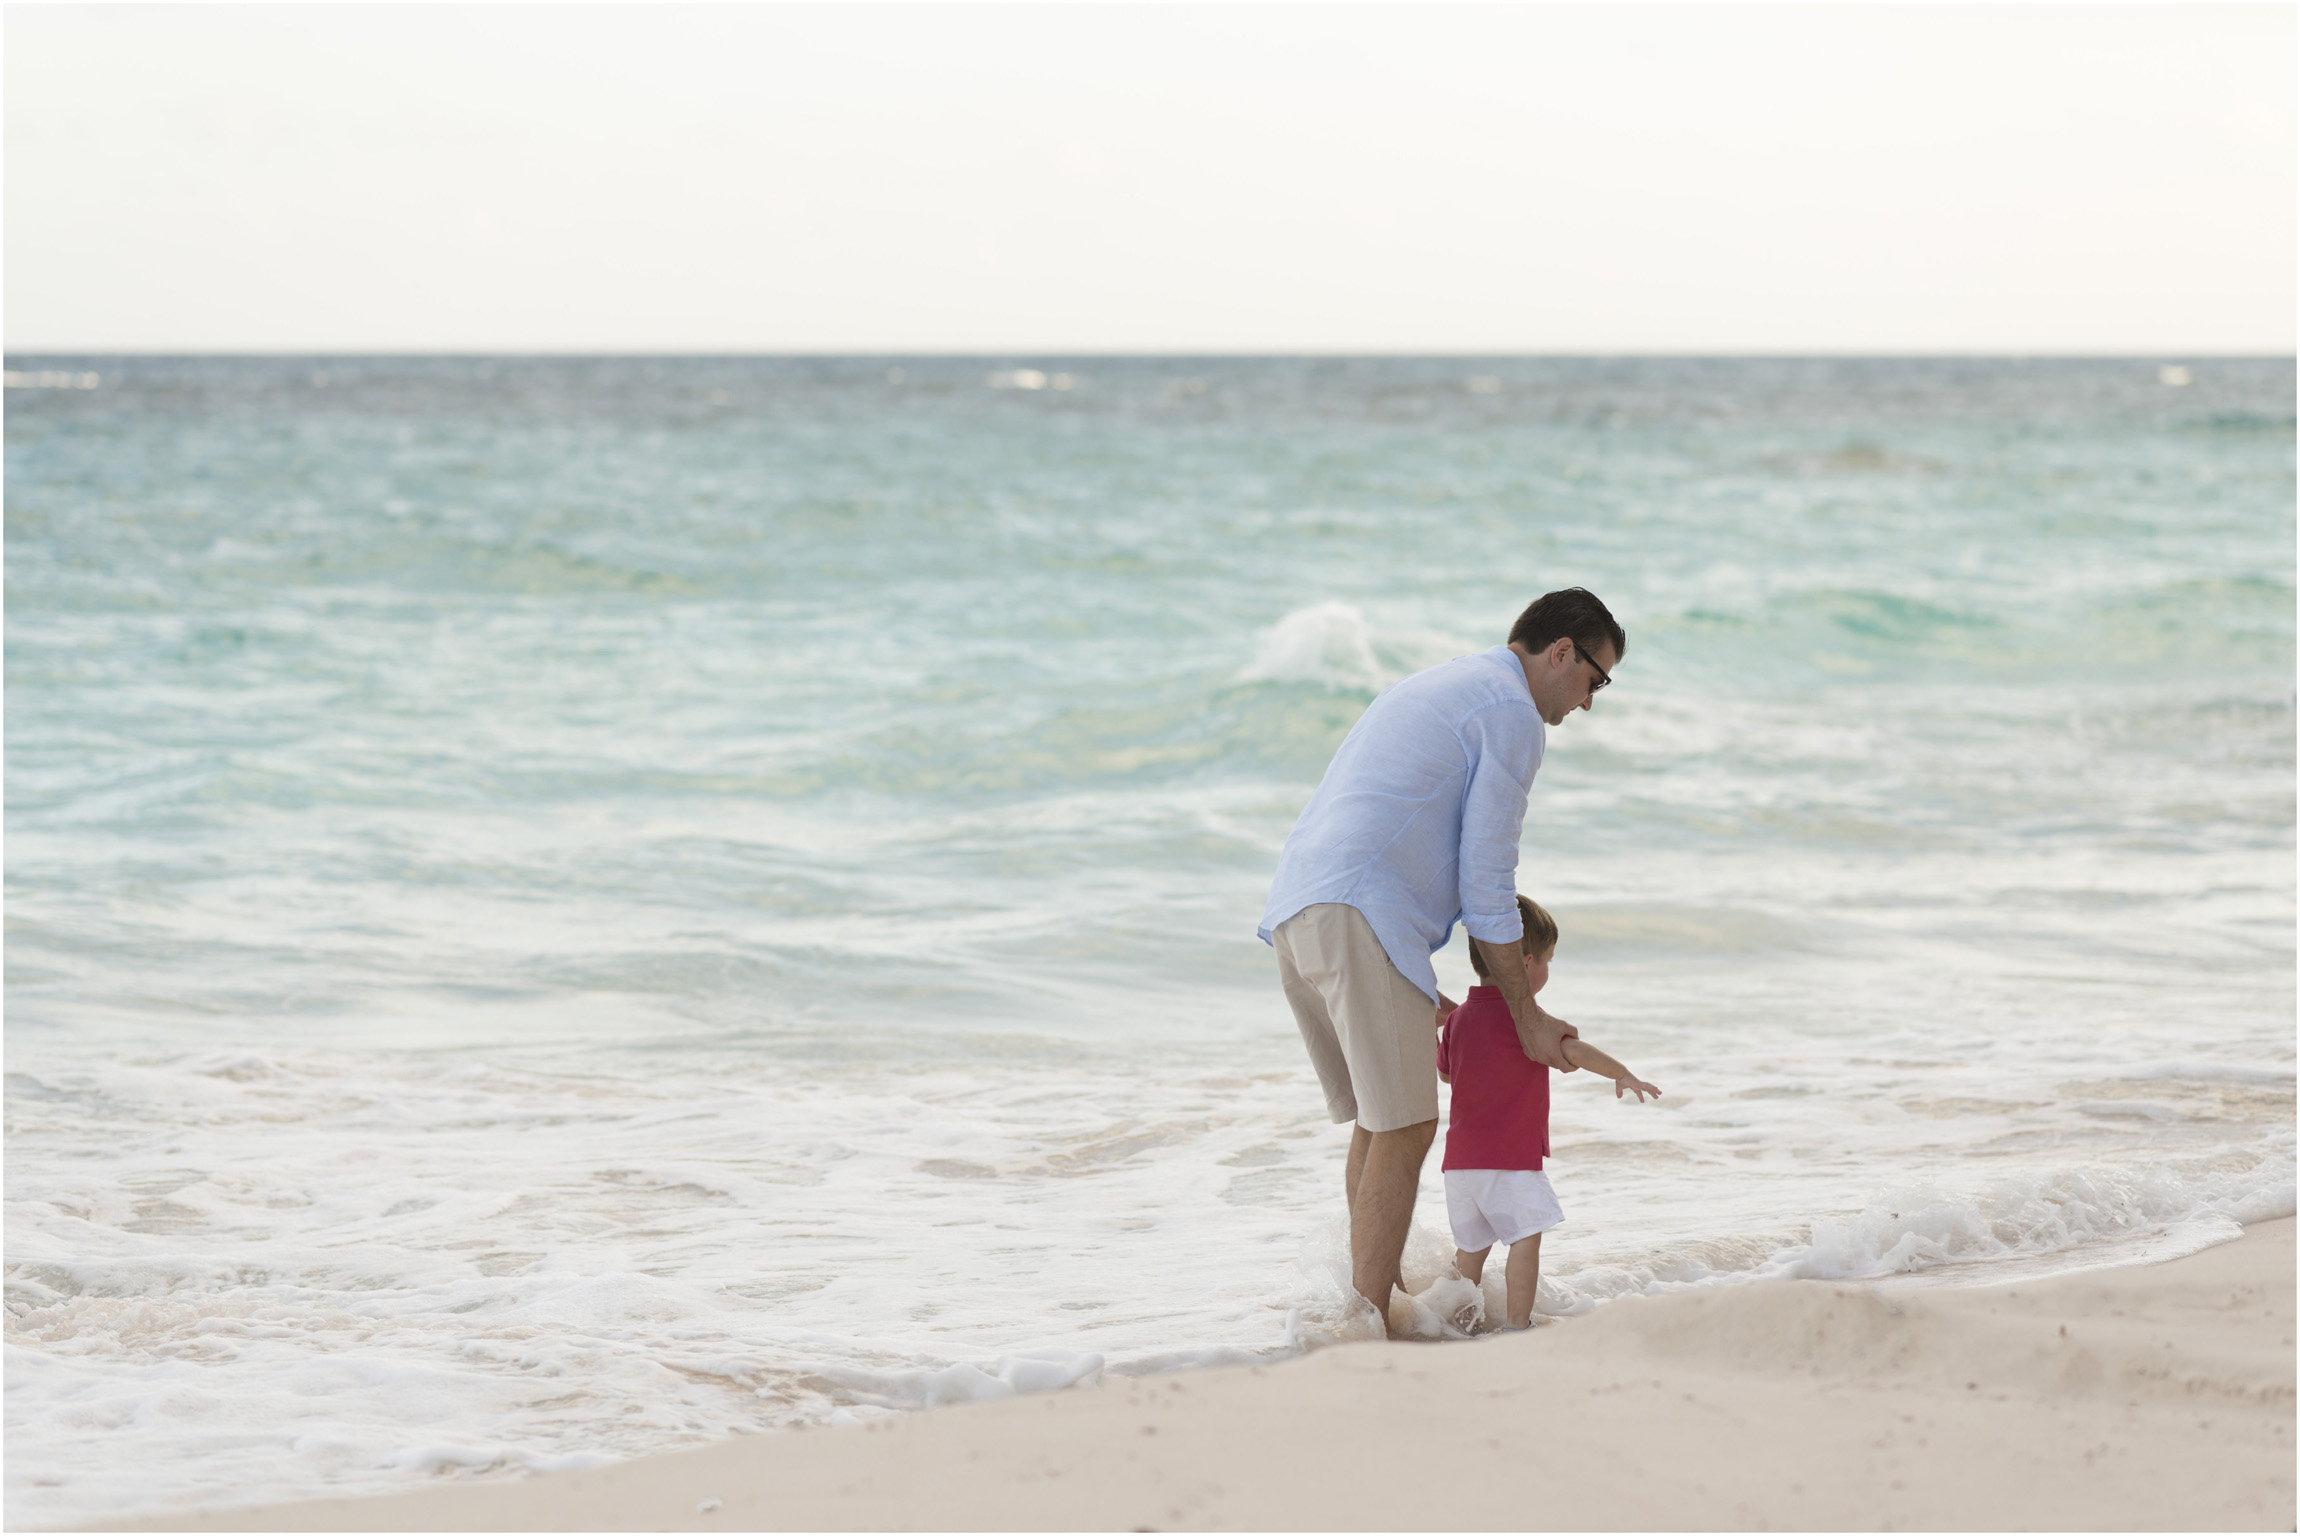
[1456,700,1539,946]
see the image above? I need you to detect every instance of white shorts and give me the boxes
[1443,1168,1564,1253]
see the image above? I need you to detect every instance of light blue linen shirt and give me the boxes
[1258,645,1546,1003]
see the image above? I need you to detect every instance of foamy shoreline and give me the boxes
[82,1218,2294,1533]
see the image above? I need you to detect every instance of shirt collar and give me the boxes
[1484,644,1533,700]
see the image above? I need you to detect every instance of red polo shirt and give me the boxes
[1438,986,1550,1172]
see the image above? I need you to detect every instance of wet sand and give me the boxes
[87,1219,2294,1532]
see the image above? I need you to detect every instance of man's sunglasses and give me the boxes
[1572,640,1612,692]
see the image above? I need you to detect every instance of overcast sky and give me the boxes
[6,4,2292,353]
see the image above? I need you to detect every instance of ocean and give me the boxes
[6,355,2293,1527]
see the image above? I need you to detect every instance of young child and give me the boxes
[1436,894,1660,1332]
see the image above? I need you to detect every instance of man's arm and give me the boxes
[1433,993,1457,1085]
[1470,936,1578,1072]
[1454,704,1571,1068]
[1561,1037,1661,1102]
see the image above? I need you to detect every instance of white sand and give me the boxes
[88,1219,2293,1532]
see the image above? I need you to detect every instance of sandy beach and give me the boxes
[85,1217,2292,1533]
[11,5,2296,1528]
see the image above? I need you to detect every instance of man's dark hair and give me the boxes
[1508,587,1626,665]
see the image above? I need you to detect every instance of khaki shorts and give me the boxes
[1273,903,1440,1133]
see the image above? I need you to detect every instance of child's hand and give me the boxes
[1614,1074,1662,1103]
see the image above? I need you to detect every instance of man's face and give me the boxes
[1530,636,1617,725]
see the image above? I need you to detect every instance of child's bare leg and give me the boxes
[1504,1232,1543,1330]
[1454,1246,1490,1285]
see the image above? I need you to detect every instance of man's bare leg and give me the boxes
[1349,1118,1437,1326]
[1504,1232,1543,1330]
[1345,1123,1372,1212]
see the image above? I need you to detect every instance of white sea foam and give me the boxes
[823,1350,1104,1409]
[13,1026,2281,1526]
[1512,1157,2295,1316]
[1237,602,1469,693]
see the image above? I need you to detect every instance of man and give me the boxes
[1258,587,1624,1327]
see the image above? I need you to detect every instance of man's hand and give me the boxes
[1513,1004,1580,1073]
[1433,992,1458,1034]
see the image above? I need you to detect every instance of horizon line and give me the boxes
[6,349,2293,362]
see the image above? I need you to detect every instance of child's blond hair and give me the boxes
[1468,895,1559,980]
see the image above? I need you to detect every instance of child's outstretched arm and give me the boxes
[1560,1037,1662,1102]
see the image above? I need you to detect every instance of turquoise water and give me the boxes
[7,356,2294,1525]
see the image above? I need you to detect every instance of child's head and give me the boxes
[1470,895,1558,992]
